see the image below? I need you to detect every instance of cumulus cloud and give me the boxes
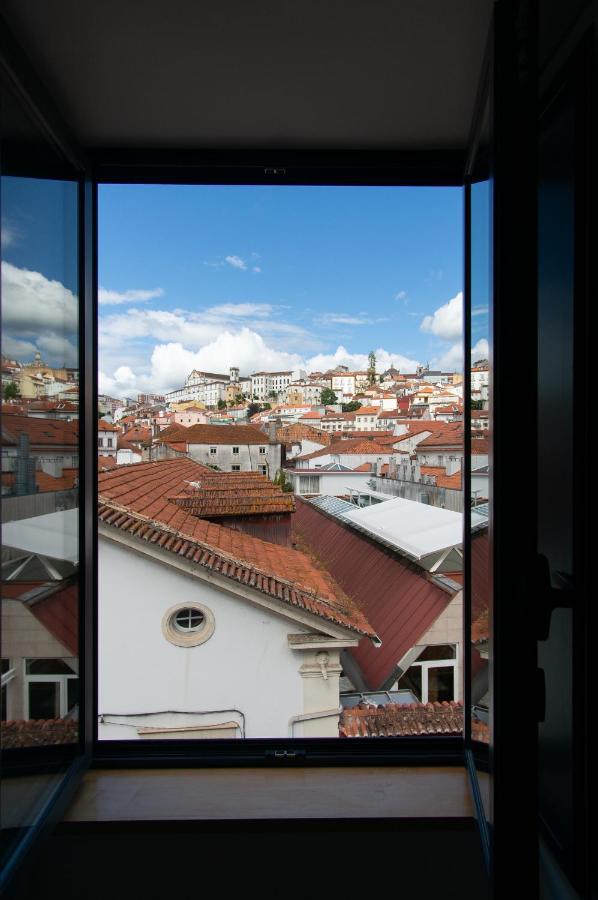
[1,262,79,367]
[1,262,78,334]
[225,255,247,270]
[420,291,463,341]
[306,345,419,374]
[433,337,489,372]
[98,286,164,305]
[99,328,304,396]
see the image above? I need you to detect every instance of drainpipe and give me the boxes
[288,706,342,737]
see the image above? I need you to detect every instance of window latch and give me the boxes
[265,748,306,761]
[535,554,574,641]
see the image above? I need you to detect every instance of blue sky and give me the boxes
[2,180,489,396]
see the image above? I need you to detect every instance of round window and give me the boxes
[174,608,205,633]
[162,602,215,647]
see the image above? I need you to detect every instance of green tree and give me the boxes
[247,402,262,418]
[3,382,18,402]
[471,399,484,410]
[274,469,293,493]
[217,399,226,410]
[342,400,361,412]
[320,387,338,405]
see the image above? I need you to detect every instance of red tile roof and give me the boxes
[97,458,375,638]
[420,465,462,490]
[2,467,78,493]
[98,455,118,470]
[170,472,295,517]
[471,437,490,454]
[417,428,464,448]
[295,438,394,461]
[355,406,380,416]
[123,426,152,444]
[340,701,464,737]
[1,416,78,446]
[184,424,275,445]
[98,419,120,432]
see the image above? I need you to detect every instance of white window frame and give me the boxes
[409,644,459,703]
[24,661,78,719]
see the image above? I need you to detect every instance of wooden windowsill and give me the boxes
[64,766,474,823]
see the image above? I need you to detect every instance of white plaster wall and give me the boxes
[99,538,312,738]
[188,442,282,476]
[290,471,374,496]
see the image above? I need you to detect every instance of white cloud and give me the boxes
[225,255,247,271]
[252,267,262,274]
[37,333,78,367]
[203,302,273,319]
[1,335,38,359]
[420,291,463,341]
[98,286,164,305]
[472,305,488,316]
[315,313,378,326]
[1,262,77,334]
[472,338,489,360]
[395,290,407,301]
[99,328,304,396]
[433,337,489,372]
[306,345,419,374]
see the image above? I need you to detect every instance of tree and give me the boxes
[3,382,18,402]
[471,399,484,410]
[274,469,293,493]
[320,387,338,405]
[217,399,226,410]
[342,400,361,413]
[247,402,262,419]
[367,350,377,384]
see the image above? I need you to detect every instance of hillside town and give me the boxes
[1,351,489,744]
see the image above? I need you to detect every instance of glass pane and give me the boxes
[398,667,423,702]
[28,682,60,720]
[427,666,454,703]
[67,678,79,713]
[417,644,456,661]
[1,70,81,871]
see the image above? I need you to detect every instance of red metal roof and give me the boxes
[293,498,455,689]
[28,582,79,655]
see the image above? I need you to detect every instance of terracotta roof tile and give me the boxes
[98,498,375,638]
[1,719,78,748]
[185,424,275,445]
[339,701,464,737]
[170,471,295,517]
[98,419,120,432]
[1,416,78,447]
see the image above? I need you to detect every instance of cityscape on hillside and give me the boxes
[1,343,490,743]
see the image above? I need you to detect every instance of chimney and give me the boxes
[268,420,277,442]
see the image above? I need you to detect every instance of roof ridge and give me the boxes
[97,497,374,636]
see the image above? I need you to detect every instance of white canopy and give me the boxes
[341,496,484,559]
[2,508,79,563]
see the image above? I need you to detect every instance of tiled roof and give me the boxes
[1,403,25,415]
[295,438,394,461]
[420,466,462,490]
[275,423,330,446]
[170,472,295,517]
[339,701,464,737]
[98,500,375,638]
[299,410,323,419]
[471,437,490,454]
[1,416,78,446]
[417,428,464,448]
[98,419,120,432]
[155,423,190,442]
[97,458,374,637]
[28,400,78,412]
[98,455,118,470]
[1,719,78,748]
[185,424,275,445]
[2,467,78,493]
[123,426,152,443]
[355,406,380,416]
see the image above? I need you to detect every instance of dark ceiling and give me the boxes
[1,0,494,150]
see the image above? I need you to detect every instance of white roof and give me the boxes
[2,508,79,563]
[341,496,483,559]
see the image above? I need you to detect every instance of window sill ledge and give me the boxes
[64,766,474,823]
